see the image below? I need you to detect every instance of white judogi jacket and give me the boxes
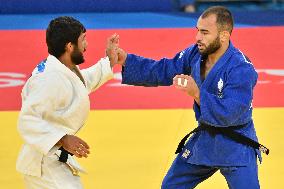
[16,55,113,177]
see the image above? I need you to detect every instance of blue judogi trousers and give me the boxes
[161,153,260,189]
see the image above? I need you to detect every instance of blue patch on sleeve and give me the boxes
[37,59,47,73]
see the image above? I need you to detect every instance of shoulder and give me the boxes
[178,44,200,65]
[227,48,258,82]
[230,48,256,71]
[184,44,199,56]
[28,71,72,92]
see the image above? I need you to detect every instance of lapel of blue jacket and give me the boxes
[192,56,202,88]
[201,42,235,89]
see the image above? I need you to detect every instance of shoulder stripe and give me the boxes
[238,50,253,65]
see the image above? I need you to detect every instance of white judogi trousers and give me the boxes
[23,154,83,189]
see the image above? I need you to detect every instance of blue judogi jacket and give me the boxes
[121,42,261,166]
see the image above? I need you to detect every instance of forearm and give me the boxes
[81,57,114,93]
[122,54,184,86]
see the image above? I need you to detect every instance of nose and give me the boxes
[195,31,202,42]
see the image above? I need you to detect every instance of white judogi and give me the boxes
[16,55,113,188]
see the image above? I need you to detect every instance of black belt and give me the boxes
[58,147,74,163]
[175,123,269,155]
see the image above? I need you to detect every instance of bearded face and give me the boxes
[71,45,85,65]
[197,34,221,56]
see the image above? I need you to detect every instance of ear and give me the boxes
[220,31,230,43]
[65,42,73,53]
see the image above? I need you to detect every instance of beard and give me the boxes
[71,45,85,65]
[198,35,221,56]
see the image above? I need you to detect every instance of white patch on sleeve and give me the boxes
[179,50,185,59]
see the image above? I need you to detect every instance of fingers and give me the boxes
[73,143,90,158]
[117,49,126,66]
[173,74,199,95]
[112,33,119,45]
[117,48,127,58]
[173,74,190,82]
[61,135,90,158]
[107,33,119,47]
[173,75,200,99]
[173,74,190,88]
[106,33,120,57]
[74,138,90,158]
[77,137,89,149]
[107,33,117,42]
[75,138,90,158]
[72,147,89,158]
[110,33,119,41]
[106,34,127,66]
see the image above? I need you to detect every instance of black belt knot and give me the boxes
[58,147,74,163]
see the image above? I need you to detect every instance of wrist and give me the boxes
[58,134,67,146]
[118,51,127,66]
[122,60,126,66]
[194,92,200,105]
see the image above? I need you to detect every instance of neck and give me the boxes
[58,54,76,70]
[207,41,229,65]
[58,54,86,86]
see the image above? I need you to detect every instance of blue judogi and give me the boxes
[121,42,261,188]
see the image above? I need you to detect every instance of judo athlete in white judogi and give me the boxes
[116,6,269,189]
[16,16,120,188]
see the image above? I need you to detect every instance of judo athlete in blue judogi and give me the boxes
[115,6,269,189]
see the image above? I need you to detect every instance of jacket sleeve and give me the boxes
[81,57,114,94]
[121,46,196,86]
[18,72,71,155]
[199,63,258,127]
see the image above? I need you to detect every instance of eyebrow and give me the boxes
[196,27,209,32]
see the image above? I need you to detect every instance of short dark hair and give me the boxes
[201,6,234,34]
[46,16,86,58]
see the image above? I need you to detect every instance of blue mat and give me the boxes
[0,11,283,30]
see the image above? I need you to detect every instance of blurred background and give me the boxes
[0,0,284,188]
